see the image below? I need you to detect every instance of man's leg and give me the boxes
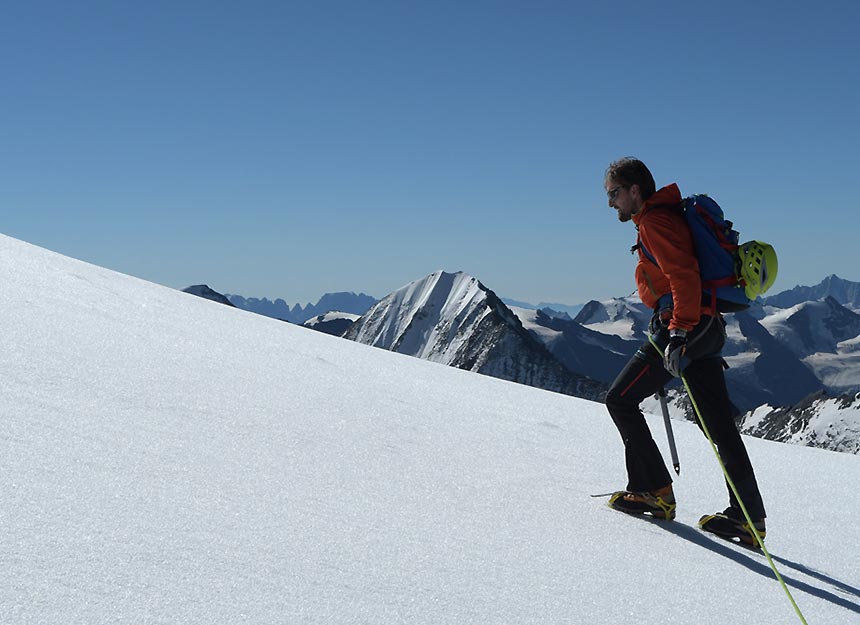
[683,357,766,520]
[606,343,674,493]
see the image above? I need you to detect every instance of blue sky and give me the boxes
[3,1,858,306]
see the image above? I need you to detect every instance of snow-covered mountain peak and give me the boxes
[344,270,492,361]
[573,296,651,340]
[344,270,605,400]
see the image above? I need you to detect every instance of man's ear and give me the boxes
[629,184,646,212]
[629,184,641,202]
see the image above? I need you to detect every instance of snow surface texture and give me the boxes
[2,233,859,624]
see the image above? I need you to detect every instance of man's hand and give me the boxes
[663,329,688,377]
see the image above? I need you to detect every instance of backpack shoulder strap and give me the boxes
[632,233,659,267]
[630,200,684,268]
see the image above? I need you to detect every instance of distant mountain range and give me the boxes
[501,298,584,318]
[762,274,860,311]
[186,274,860,454]
[526,296,828,412]
[225,291,377,324]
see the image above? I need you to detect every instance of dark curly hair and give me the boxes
[605,157,656,201]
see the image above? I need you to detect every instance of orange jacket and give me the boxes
[631,183,703,332]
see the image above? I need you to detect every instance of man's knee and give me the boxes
[605,384,639,421]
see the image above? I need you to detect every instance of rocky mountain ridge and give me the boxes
[342,271,606,402]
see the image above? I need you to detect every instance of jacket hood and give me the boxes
[632,183,682,225]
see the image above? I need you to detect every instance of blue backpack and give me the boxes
[637,194,752,313]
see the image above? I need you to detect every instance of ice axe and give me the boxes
[658,387,680,475]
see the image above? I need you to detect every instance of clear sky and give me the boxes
[3,1,858,307]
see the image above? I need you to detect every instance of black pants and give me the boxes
[605,315,766,519]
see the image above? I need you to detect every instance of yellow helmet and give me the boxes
[738,241,778,299]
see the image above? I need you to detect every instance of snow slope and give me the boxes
[2,233,859,624]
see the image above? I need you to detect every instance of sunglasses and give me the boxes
[607,185,627,201]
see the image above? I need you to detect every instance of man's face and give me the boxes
[605,178,639,223]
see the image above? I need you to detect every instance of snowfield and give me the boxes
[2,233,859,624]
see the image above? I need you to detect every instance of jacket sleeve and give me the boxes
[640,209,702,332]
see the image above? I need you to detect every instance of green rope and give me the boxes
[649,335,808,623]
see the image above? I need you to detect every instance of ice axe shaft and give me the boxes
[658,388,680,475]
